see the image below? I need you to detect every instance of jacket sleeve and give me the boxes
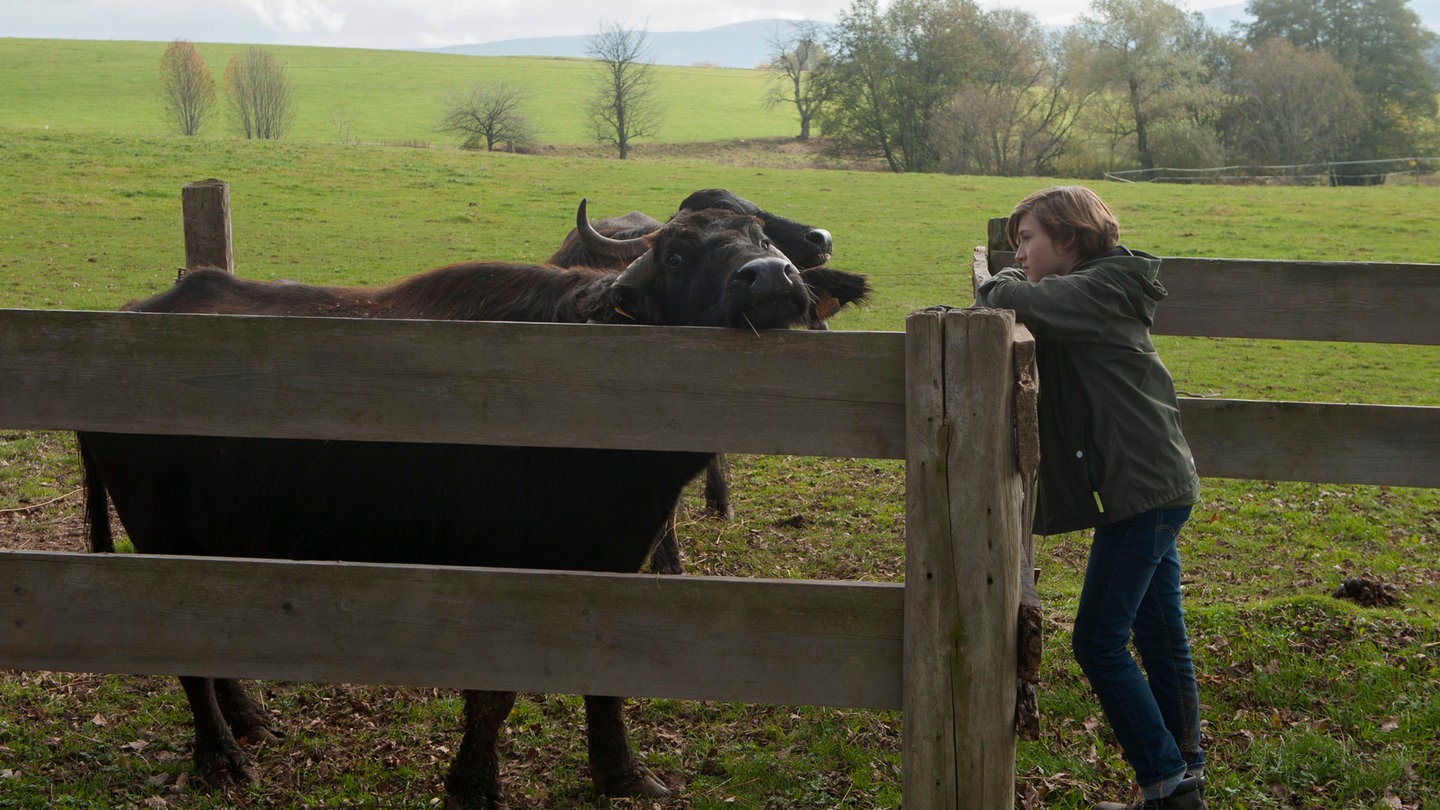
[976,267,1122,342]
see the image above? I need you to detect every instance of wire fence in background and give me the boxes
[1104,157,1440,185]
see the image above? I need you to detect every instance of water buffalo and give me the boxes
[549,189,865,573]
[548,187,835,276]
[78,200,871,809]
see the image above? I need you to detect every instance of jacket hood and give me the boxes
[1078,246,1164,326]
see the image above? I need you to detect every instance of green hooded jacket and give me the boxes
[975,249,1199,535]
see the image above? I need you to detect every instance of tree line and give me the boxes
[774,0,1438,178]
[159,0,1438,179]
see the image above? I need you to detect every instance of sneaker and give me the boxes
[1094,776,1207,810]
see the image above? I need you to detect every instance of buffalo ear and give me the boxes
[802,267,871,318]
[579,254,658,324]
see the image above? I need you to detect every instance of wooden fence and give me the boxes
[0,188,1041,809]
[975,217,1440,490]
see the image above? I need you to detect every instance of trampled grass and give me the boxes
[1,40,1439,809]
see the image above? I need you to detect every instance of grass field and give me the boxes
[2,38,1439,810]
[0,37,796,146]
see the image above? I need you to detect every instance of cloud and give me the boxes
[240,0,345,34]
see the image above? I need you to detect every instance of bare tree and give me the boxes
[586,21,663,159]
[931,9,1084,176]
[437,82,537,151]
[331,102,355,144]
[1247,0,1437,164]
[1220,37,1366,166]
[159,40,217,136]
[1065,0,1219,170]
[820,0,989,173]
[763,21,831,141]
[224,46,294,140]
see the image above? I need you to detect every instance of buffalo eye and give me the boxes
[664,252,684,269]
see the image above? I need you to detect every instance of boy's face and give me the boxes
[1013,212,1079,283]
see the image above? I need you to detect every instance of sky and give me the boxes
[13,0,1423,52]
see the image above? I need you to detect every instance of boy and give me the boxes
[975,186,1206,809]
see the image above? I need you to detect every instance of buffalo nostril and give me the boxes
[737,257,797,296]
[807,228,833,251]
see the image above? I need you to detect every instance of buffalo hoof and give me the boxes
[230,720,282,746]
[597,763,670,800]
[193,748,253,788]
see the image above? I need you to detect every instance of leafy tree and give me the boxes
[1245,0,1438,162]
[1220,37,1366,166]
[438,82,537,151]
[763,21,832,141]
[586,21,663,160]
[820,0,988,173]
[159,40,217,136]
[223,46,294,140]
[1066,0,1221,170]
[930,9,1084,176]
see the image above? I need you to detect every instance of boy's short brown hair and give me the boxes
[1007,186,1119,263]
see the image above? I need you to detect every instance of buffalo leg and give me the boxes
[647,455,732,575]
[445,689,516,810]
[703,455,733,518]
[647,516,684,575]
[213,678,282,745]
[584,695,668,799]
[178,675,252,785]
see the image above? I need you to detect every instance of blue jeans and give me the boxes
[1072,505,1204,789]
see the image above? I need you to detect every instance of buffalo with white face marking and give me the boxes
[79,200,871,809]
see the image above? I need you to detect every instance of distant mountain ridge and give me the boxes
[429,19,825,70]
[430,4,1438,71]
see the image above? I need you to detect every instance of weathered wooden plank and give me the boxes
[1010,325,1043,743]
[1180,398,1440,487]
[971,245,991,293]
[0,309,907,459]
[903,307,1021,810]
[1154,258,1440,345]
[979,239,1440,345]
[0,550,904,709]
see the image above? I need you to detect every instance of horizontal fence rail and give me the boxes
[0,550,905,709]
[1181,399,1440,487]
[0,309,907,460]
[983,250,1440,345]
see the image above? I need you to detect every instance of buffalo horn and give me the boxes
[576,198,651,261]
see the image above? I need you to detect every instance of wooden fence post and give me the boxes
[904,306,1023,809]
[181,179,233,272]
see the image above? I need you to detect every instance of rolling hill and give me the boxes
[432,18,824,70]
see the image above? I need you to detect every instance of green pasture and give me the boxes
[1,38,1438,810]
[2,127,1438,408]
[0,37,794,145]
